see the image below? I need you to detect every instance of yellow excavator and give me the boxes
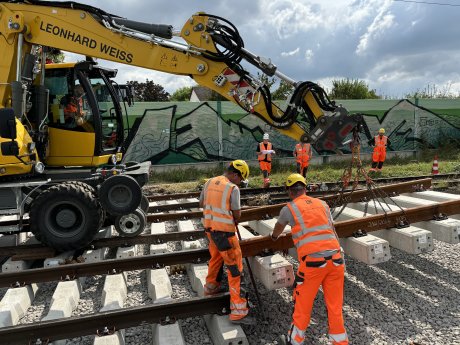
[0,0,362,251]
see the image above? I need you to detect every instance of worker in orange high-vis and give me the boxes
[272,174,348,345]
[257,133,275,188]
[368,128,391,172]
[200,160,255,324]
[293,137,312,178]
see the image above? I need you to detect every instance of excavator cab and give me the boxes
[43,61,125,166]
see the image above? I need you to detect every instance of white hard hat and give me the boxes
[263,133,269,140]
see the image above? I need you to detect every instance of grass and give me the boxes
[147,149,460,193]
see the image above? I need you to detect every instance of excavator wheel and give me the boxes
[29,183,103,251]
[113,208,146,237]
[61,181,106,230]
[98,175,142,216]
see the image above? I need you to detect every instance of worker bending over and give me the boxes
[369,128,391,171]
[200,160,253,324]
[272,174,348,345]
[293,138,312,178]
[257,133,275,188]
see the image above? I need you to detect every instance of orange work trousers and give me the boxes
[372,147,386,163]
[204,232,248,320]
[259,160,272,174]
[287,252,348,345]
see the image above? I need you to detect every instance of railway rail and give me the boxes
[146,172,460,201]
[0,178,460,345]
[1,179,431,260]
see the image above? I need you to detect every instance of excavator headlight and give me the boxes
[34,162,45,174]
[111,154,118,165]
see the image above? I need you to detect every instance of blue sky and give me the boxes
[65,0,460,98]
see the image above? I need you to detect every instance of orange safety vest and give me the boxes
[258,142,272,162]
[202,175,237,232]
[294,143,311,165]
[287,194,340,258]
[64,97,84,120]
[374,135,388,149]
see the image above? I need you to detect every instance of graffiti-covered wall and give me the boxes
[124,99,460,164]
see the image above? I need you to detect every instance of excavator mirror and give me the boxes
[1,141,19,156]
[0,108,17,140]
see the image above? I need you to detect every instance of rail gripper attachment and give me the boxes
[96,326,116,337]
[433,213,448,221]
[29,338,50,345]
[160,315,177,326]
[352,229,367,238]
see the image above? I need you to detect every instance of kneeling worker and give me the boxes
[272,173,348,345]
[200,160,254,324]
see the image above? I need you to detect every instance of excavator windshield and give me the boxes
[44,61,124,164]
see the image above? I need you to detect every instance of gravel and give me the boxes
[1,192,459,345]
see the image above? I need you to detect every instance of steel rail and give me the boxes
[2,179,432,260]
[147,178,431,223]
[146,173,458,201]
[0,198,458,288]
[0,294,230,345]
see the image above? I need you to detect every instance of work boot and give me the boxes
[230,315,257,325]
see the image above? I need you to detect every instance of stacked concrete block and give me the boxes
[238,225,294,290]
[178,220,201,250]
[347,202,433,254]
[150,222,168,254]
[334,207,391,264]
[0,284,39,327]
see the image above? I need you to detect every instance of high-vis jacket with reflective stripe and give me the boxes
[202,175,237,232]
[294,143,311,165]
[287,195,340,257]
[258,142,272,162]
[374,135,388,148]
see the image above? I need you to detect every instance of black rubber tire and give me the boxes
[113,208,146,237]
[140,194,149,214]
[29,183,103,251]
[65,181,105,229]
[98,175,142,216]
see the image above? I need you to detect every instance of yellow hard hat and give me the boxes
[286,173,307,187]
[229,160,249,180]
[378,128,385,134]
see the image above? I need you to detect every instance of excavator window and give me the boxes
[89,77,119,149]
[45,68,94,133]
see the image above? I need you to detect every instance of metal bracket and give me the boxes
[352,229,367,238]
[433,213,448,221]
[160,315,177,325]
[29,338,50,345]
[96,326,116,337]
[395,218,410,229]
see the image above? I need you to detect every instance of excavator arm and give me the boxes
[0,0,361,155]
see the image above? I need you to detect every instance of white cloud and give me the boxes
[281,47,300,57]
[56,0,460,97]
[305,49,314,62]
